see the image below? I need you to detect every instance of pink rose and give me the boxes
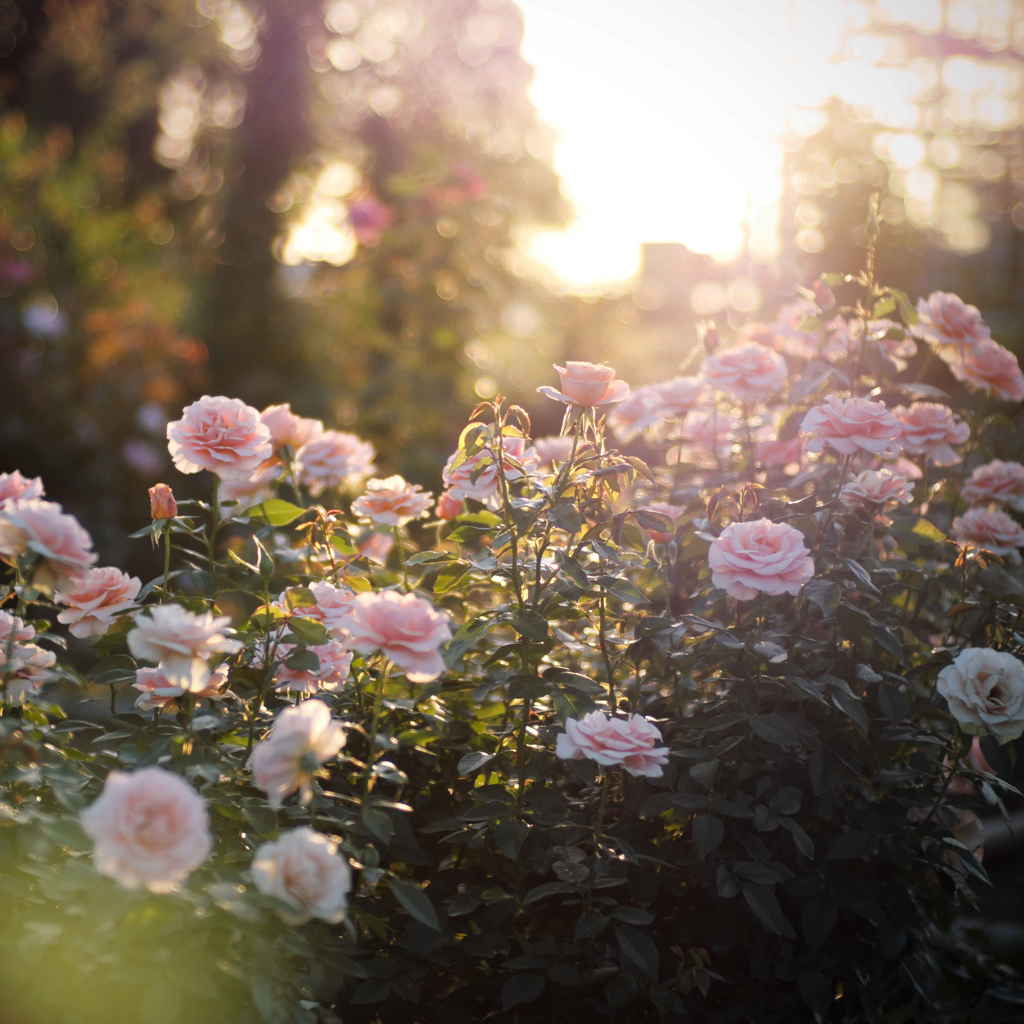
[352,475,434,526]
[757,436,803,469]
[133,663,230,711]
[537,361,630,406]
[948,339,1024,401]
[80,767,212,892]
[55,566,141,639]
[867,318,917,364]
[218,459,283,508]
[260,403,324,452]
[0,610,56,702]
[773,298,819,359]
[737,322,785,350]
[963,460,1024,511]
[703,343,787,405]
[913,292,991,352]
[442,436,535,507]
[654,376,705,418]
[952,506,1024,559]
[248,699,345,808]
[607,385,666,442]
[0,499,96,584]
[274,638,353,694]
[166,395,272,479]
[892,403,970,466]
[709,518,814,600]
[435,489,465,520]
[341,590,452,682]
[251,826,351,924]
[127,604,242,691]
[0,470,44,508]
[840,469,914,508]
[358,530,394,565]
[800,395,902,458]
[284,581,356,637]
[148,483,177,520]
[555,711,669,778]
[531,435,574,469]
[296,431,376,495]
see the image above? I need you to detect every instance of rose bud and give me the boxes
[148,483,178,521]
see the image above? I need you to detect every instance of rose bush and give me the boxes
[2,269,1024,1023]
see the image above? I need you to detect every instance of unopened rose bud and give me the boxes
[701,321,720,354]
[812,279,835,311]
[148,483,177,520]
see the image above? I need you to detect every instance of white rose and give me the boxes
[937,647,1024,744]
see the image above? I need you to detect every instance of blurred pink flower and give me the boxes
[703,343,787,405]
[952,506,1024,559]
[348,196,394,245]
[274,638,354,695]
[709,518,814,601]
[435,489,465,519]
[913,292,991,352]
[555,711,669,778]
[949,339,1024,401]
[341,590,452,682]
[607,384,665,442]
[963,460,1024,511]
[800,395,902,458]
[80,767,211,892]
[285,581,356,637]
[166,395,272,479]
[0,470,44,508]
[260,403,324,452]
[0,499,96,584]
[297,431,376,495]
[537,361,630,406]
[133,663,230,712]
[841,469,914,508]
[352,475,433,526]
[0,610,55,702]
[531,435,574,469]
[358,530,395,564]
[893,403,969,466]
[441,436,535,508]
[757,436,803,469]
[55,567,140,639]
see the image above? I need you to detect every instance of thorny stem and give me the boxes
[597,583,616,711]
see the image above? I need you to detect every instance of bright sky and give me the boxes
[516,0,911,288]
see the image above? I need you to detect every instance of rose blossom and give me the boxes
[948,339,1024,401]
[358,530,394,565]
[441,436,536,507]
[537,361,630,406]
[248,699,345,808]
[435,489,465,519]
[296,430,376,495]
[840,469,914,508]
[963,460,1024,511]
[0,470,44,508]
[737,321,785,351]
[709,519,814,601]
[284,581,356,637]
[703,343,787,405]
[0,499,96,583]
[251,826,352,924]
[0,610,56,701]
[260,403,324,452]
[80,767,212,892]
[531,435,574,469]
[134,663,230,712]
[219,458,282,508]
[341,590,452,682]
[867,319,917,365]
[352,475,433,526]
[913,292,991,352]
[773,298,819,359]
[148,482,177,520]
[274,638,354,694]
[555,711,669,778]
[654,376,705,418]
[951,506,1024,559]
[127,604,242,691]
[892,403,970,466]
[757,436,803,469]
[55,566,141,639]
[166,395,272,479]
[607,385,666,442]
[800,395,902,458]
[937,648,1024,743]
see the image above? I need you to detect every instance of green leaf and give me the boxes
[456,751,495,776]
[284,647,320,672]
[911,517,947,544]
[361,805,395,845]
[693,814,725,859]
[511,609,548,641]
[388,878,441,931]
[285,616,329,645]
[434,566,470,595]
[501,974,545,1011]
[615,923,660,978]
[742,884,795,939]
[252,499,306,527]
[803,579,840,618]
[844,558,880,596]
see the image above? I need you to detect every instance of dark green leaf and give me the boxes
[501,974,545,1011]
[742,884,795,939]
[389,878,441,931]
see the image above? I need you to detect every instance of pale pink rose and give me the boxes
[537,361,630,406]
[757,436,803,469]
[636,503,685,543]
[913,292,991,352]
[737,322,785,350]
[248,699,345,808]
[435,489,465,520]
[937,647,1024,743]
[703,343,787,405]
[352,475,433,526]
[0,499,96,584]
[341,590,452,682]
[892,403,970,466]
[148,483,177,520]
[866,318,917,364]
[952,506,1024,559]
[949,339,1024,401]
[166,395,272,479]
[821,317,859,362]
[0,609,37,646]
[274,639,353,694]
[679,409,738,465]
[219,459,282,508]
[127,604,242,691]
[251,826,351,924]
[531,435,574,469]
[55,566,141,639]
[260,403,324,452]
[653,376,705,418]
[296,431,376,495]
[773,298,819,359]
[800,395,902,458]
[0,470,44,508]
[442,436,536,508]
[0,610,56,701]
[285,581,356,637]
[841,469,914,508]
[885,456,923,481]
[607,385,665,442]
[133,663,230,711]
[709,518,814,601]
[555,711,669,778]
[358,530,394,565]
[80,767,211,892]
[963,460,1024,511]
